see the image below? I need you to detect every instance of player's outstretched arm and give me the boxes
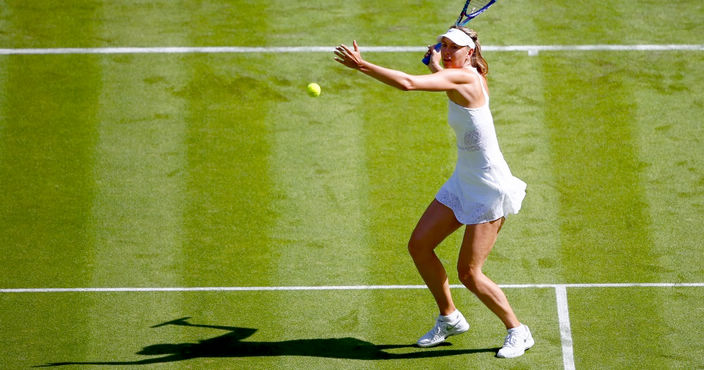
[334,40,470,92]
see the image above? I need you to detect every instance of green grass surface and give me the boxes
[1,0,703,368]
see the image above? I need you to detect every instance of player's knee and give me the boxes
[407,234,430,259]
[407,236,421,257]
[457,266,481,293]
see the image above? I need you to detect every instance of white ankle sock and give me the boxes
[440,310,460,322]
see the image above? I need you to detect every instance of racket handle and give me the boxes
[422,43,442,65]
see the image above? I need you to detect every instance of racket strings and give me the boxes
[466,0,493,12]
[457,0,495,25]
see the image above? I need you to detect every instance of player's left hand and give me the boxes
[334,40,364,70]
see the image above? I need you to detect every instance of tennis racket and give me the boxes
[422,0,497,65]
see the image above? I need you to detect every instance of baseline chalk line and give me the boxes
[2,282,702,293]
[0,44,703,55]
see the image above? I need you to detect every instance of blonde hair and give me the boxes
[452,26,488,76]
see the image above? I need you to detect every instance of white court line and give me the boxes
[2,282,702,293]
[0,44,703,55]
[555,285,576,370]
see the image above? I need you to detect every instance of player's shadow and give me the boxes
[37,317,499,366]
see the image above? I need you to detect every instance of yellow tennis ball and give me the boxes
[307,82,321,97]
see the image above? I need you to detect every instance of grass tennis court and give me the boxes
[1,0,703,368]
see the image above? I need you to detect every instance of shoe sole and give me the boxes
[496,336,535,358]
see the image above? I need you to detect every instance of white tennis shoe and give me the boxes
[496,324,535,358]
[416,310,470,348]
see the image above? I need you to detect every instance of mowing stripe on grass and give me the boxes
[86,3,190,358]
[541,53,660,281]
[0,44,702,55]
[0,43,101,289]
[537,8,667,362]
[266,54,371,286]
[179,55,279,285]
[90,55,188,287]
[0,3,103,364]
[0,55,102,288]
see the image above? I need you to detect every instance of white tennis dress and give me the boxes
[435,69,527,224]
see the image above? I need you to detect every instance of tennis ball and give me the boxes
[306,82,321,97]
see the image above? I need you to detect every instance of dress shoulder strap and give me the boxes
[469,67,489,103]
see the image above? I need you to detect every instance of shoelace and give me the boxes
[431,320,455,336]
[433,321,446,335]
[503,331,520,346]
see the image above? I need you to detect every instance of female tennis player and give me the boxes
[334,26,533,358]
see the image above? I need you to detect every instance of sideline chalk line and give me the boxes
[0,44,703,55]
[2,282,702,293]
[555,286,576,370]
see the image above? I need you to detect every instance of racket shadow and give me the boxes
[36,317,499,366]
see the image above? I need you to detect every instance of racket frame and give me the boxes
[421,0,497,65]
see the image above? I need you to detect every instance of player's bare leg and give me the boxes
[408,200,470,347]
[408,199,462,315]
[457,218,534,358]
